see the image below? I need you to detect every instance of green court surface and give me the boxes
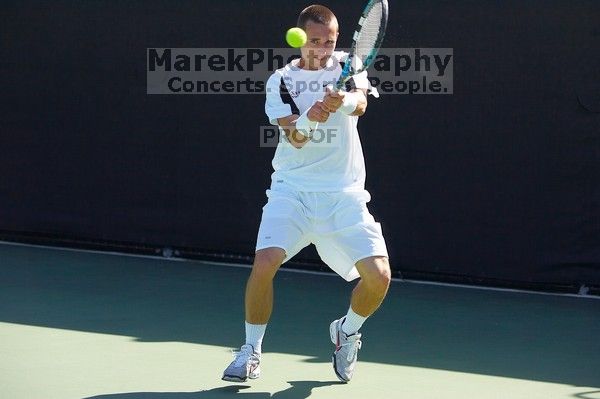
[0,242,598,399]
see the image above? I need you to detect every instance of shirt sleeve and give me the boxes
[352,70,370,91]
[265,72,293,125]
[336,51,370,92]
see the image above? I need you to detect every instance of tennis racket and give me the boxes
[335,0,389,91]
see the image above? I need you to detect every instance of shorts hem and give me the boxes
[255,244,289,255]
[351,251,389,265]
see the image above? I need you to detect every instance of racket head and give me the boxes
[336,0,389,90]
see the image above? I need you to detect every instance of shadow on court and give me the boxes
[83,381,344,399]
[573,391,600,399]
[1,243,599,388]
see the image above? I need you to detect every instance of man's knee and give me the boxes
[252,248,286,280]
[357,256,392,292]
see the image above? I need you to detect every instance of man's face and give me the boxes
[300,19,339,69]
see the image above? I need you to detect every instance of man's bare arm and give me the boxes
[277,114,309,149]
[276,101,332,149]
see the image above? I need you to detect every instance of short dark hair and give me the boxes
[297,4,337,30]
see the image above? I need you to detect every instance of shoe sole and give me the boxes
[222,375,247,382]
[330,320,350,383]
[331,353,350,383]
[222,367,260,383]
[221,374,260,382]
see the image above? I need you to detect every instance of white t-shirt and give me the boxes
[264,51,370,192]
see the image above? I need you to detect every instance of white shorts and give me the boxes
[255,187,389,281]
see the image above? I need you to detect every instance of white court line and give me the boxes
[1,240,598,301]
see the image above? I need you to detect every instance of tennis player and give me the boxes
[223,4,391,383]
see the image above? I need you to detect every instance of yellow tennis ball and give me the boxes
[286,27,307,48]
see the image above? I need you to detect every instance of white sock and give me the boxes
[245,322,267,354]
[341,307,368,336]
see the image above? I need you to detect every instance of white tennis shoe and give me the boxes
[222,344,261,382]
[330,318,362,382]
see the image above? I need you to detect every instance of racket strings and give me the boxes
[354,1,385,71]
